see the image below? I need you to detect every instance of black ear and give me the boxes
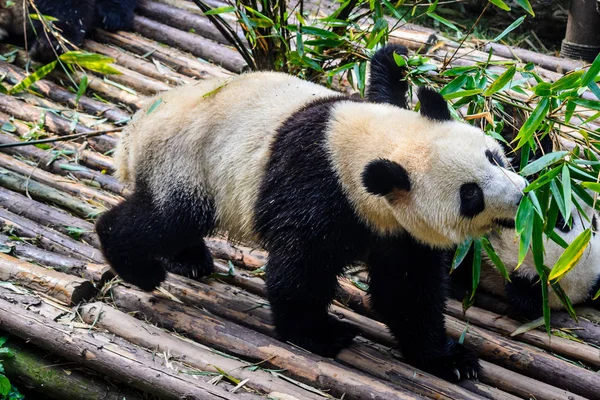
[362,159,411,196]
[366,44,409,109]
[417,86,451,121]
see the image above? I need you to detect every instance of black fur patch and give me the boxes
[460,183,484,218]
[16,0,137,62]
[362,159,411,196]
[255,95,479,379]
[417,86,452,121]
[505,273,543,319]
[95,182,215,291]
[255,95,369,357]
[366,44,409,109]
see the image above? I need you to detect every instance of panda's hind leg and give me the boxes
[95,185,215,291]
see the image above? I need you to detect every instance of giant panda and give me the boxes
[95,44,528,381]
[366,44,600,318]
[0,0,137,62]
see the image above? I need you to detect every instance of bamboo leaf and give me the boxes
[75,75,88,106]
[9,61,57,94]
[481,236,510,281]
[428,12,460,32]
[550,71,584,92]
[516,196,534,268]
[521,151,569,176]
[203,6,235,15]
[59,52,120,74]
[470,239,482,301]
[484,66,516,96]
[514,0,534,16]
[581,52,600,87]
[442,89,482,100]
[548,228,592,283]
[582,182,600,193]
[146,98,163,115]
[493,16,526,42]
[489,0,511,11]
[561,165,572,224]
[515,97,550,150]
[440,75,468,96]
[451,238,473,271]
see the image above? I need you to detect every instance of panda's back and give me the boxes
[116,71,339,241]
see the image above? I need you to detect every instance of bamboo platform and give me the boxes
[0,0,598,399]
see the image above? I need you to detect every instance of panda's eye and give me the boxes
[485,149,507,168]
[460,183,484,218]
[556,214,572,233]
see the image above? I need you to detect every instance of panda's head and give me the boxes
[361,87,528,248]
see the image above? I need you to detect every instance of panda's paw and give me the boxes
[29,37,67,64]
[282,318,358,358]
[115,260,167,292]
[160,246,215,280]
[419,340,480,382]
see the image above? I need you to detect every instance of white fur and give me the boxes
[482,202,600,309]
[116,71,526,249]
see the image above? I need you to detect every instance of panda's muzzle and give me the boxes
[493,218,516,229]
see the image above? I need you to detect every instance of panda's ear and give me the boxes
[417,86,451,121]
[362,159,411,196]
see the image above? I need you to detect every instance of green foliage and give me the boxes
[0,338,23,400]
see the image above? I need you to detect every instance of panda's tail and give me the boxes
[366,44,409,109]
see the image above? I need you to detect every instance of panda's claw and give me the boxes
[454,369,461,380]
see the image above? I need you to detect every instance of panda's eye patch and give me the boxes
[556,214,572,233]
[485,149,506,168]
[460,183,484,218]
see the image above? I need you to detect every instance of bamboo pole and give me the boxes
[78,302,327,400]
[0,186,100,247]
[0,93,119,154]
[0,167,103,219]
[0,253,95,304]
[0,61,130,123]
[0,207,103,263]
[3,336,144,400]
[83,40,192,86]
[0,297,259,400]
[0,134,128,197]
[133,16,246,73]
[0,233,112,283]
[110,285,425,400]
[92,30,234,80]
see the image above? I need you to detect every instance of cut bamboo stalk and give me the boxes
[93,62,173,95]
[133,15,247,73]
[110,285,425,400]
[162,275,513,400]
[444,315,600,399]
[0,93,118,154]
[0,253,95,304]
[0,134,128,197]
[138,0,241,45]
[84,40,192,86]
[0,111,115,173]
[445,299,600,368]
[0,60,130,123]
[161,268,594,400]
[3,335,143,400]
[0,207,103,263]
[79,302,327,400]
[0,167,103,219]
[0,233,112,283]
[0,297,258,400]
[93,30,233,80]
[0,186,100,247]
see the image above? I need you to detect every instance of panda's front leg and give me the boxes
[265,248,358,358]
[367,236,480,382]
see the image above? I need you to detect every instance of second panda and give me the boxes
[96,44,527,381]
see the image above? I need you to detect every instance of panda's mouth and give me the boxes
[493,218,515,229]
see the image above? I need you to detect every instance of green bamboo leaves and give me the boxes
[548,228,592,283]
